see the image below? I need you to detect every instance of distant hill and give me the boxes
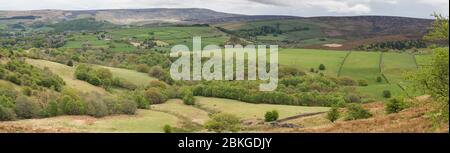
[0,8,433,48]
[0,8,241,25]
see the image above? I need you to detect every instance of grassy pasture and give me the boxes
[382,52,417,83]
[340,51,381,84]
[93,65,156,86]
[196,97,329,120]
[152,99,210,124]
[278,49,349,76]
[0,109,180,133]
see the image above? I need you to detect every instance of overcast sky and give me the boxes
[0,0,448,19]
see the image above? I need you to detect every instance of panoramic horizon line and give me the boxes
[0,7,437,20]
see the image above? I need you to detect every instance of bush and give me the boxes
[136,64,150,73]
[345,104,372,120]
[326,107,340,122]
[382,90,392,98]
[345,94,361,103]
[145,87,168,104]
[133,91,151,109]
[0,105,16,121]
[42,100,59,117]
[385,97,408,114]
[182,90,195,105]
[338,77,356,86]
[14,96,41,119]
[318,64,326,71]
[264,110,279,122]
[376,76,383,83]
[205,113,241,133]
[119,98,137,115]
[358,79,369,86]
[85,100,109,117]
[163,124,172,133]
[58,95,86,115]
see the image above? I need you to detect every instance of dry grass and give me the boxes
[270,96,449,133]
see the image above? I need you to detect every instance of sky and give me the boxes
[0,0,448,19]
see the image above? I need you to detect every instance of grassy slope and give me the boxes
[196,97,329,120]
[152,99,210,124]
[94,65,156,86]
[0,109,180,133]
[25,58,108,95]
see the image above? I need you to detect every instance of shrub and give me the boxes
[345,94,361,103]
[345,104,372,120]
[145,87,168,104]
[148,66,165,79]
[310,68,315,73]
[85,100,109,117]
[326,107,340,122]
[136,64,150,73]
[382,90,392,98]
[376,76,383,83]
[182,90,195,105]
[133,91,151,109]
[264,110,279,122]
[318,64,326,71]
[0,105,16,121]
[58,95,86,115]
[0,95,15,108]
[205,113,241,133]
[358,79,369,86]
[119,98,137,115]
[42,100,59,117]
[163,124,172,133]
[386,97,408,114]
[67,60,74,67]
[14,96,41,119]
[338,77,356,86]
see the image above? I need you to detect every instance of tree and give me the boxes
[326,107,340,122]
[424,13,449,45]
[409,14,449,123]
[205,113,241,133]
[264,110,279,122]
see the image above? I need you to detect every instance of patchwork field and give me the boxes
[195,97,330,120]
[382,52,417,83]
[278,49,349,75]
[340,51,382,84]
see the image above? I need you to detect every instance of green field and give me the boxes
[340,51,382,84]
[382,52,417,83]
[278,49,349,75]
[196,97,330,120]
